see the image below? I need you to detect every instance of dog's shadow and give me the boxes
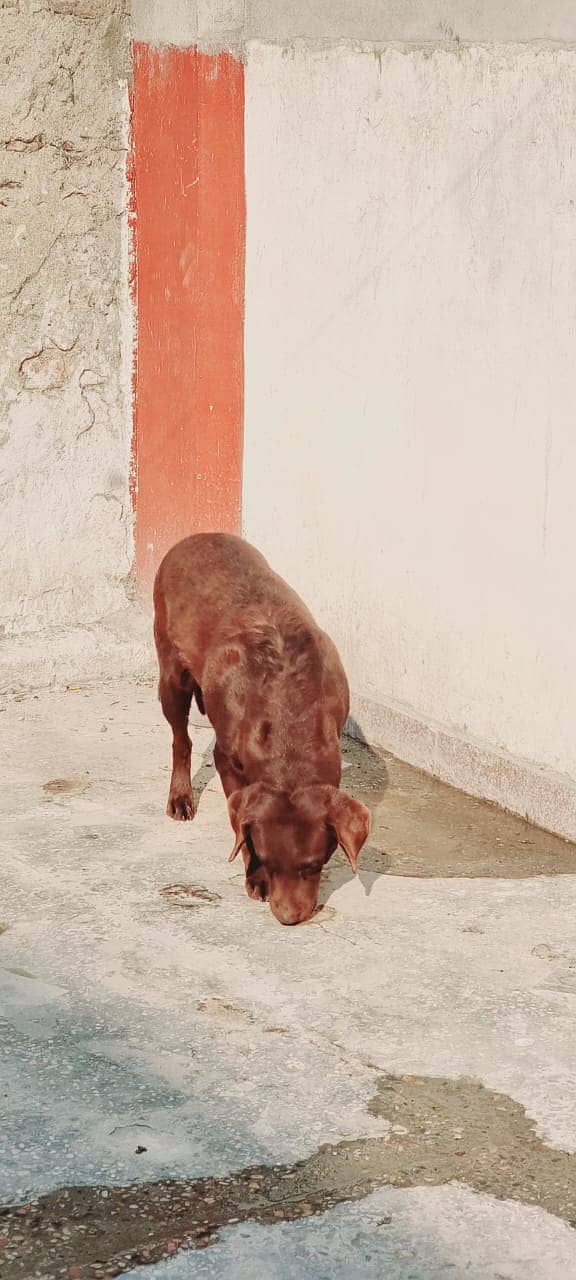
[191,737,216,809]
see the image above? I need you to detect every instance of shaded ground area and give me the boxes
[342,734,576,878]
[1,680,576,1279]
[3,1072,576,1278]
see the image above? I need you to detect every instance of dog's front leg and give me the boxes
[213,743,245,800]
[159,675,195,820]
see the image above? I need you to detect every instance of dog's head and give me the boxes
[227,783,370,925]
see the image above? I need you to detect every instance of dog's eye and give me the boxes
[300,863,323,878]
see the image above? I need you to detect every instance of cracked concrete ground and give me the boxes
[1,680,576,1278]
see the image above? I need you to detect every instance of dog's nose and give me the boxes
[271,903,311,926]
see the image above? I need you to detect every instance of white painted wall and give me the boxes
[243,43,576,805]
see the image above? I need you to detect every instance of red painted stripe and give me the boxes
[130,45,245,598]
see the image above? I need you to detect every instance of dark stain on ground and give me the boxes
[342,734,576,877]
[42,777,89,799]
[159,884,221,909]
[2,1073,576,1278]
[195,997,255,1022]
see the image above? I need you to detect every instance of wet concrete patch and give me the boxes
[3,1072,576,1278]
[342,737,576,878]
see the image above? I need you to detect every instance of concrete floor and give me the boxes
[2,681,576,1278]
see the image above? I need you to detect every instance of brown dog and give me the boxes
[153,533,370,925]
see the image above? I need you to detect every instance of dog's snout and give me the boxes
[270,899,315,926]
[275,908,305,926]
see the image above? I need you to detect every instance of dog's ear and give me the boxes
[326,791,371,872]
[228,833,245,862]
[294,785,371,873]
[227,783,275,862]
[227,789,247,861]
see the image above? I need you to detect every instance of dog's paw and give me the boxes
[166,793,195,821]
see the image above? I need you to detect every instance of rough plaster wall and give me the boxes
[0,0,138,682]
[243,42,576,785]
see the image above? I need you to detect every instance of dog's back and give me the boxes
[154,532,346,714]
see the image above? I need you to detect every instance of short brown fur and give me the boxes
[153,533,370,924]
